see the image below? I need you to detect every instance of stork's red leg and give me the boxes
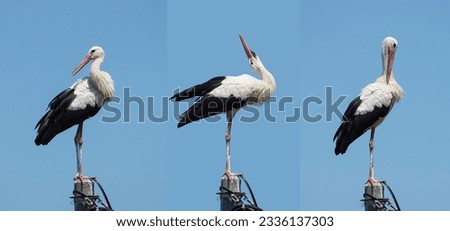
[368,127,376,183]
[224,117,233,180]
[74,122,84,181]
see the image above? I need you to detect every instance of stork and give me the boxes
[35,46,114,180]
[170,34,276,178]
[333,37,403,182]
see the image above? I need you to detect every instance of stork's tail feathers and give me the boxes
[170,76,225,102]
[333,122,350,155]
[176,96,247,128]
[176,97,228,128]
[177,112,201,128]
[34,112,61,146]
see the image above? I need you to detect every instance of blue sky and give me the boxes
[1,0,450,211]
[0,0,167,210]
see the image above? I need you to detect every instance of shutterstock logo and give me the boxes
[100,86,348,124]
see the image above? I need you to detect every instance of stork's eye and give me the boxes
[90,49,96,54]
[249,60,254,65]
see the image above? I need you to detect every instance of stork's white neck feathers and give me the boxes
[89,56,114,104]
[253,56,276,97]
[260,61,275,85]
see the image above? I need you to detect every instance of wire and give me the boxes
[380,181,401,211]
[237,174,259,209]
[90,177,114,211]
[72,190,100,211]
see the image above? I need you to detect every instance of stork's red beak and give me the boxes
[239,34,254,59]
[386,47,396,81]
[71,54,92,76]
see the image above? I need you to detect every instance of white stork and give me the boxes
[35,46,114,180]
[170,34,276,178]
[333,37,403,181]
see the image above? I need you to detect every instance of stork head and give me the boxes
[381,37,398,82]
[239,34,264,73]
[71,46,105,76]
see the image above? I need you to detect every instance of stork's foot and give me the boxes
[366,178,379,187]
[74,174,83,182]
[223,171,232,182]
[222,171,233,188]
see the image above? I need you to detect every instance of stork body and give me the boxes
[171,35,275,177]
[333,37,403,181]
[35,46,114,180]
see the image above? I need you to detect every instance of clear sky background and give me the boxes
[1,0,450,211]
[0,0,168,210]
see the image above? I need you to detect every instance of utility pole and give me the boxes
[219,173,245,211]
[362,179,401,211]
[72,176,113,211]
[73,177,96,211]
[363,180,387,211]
